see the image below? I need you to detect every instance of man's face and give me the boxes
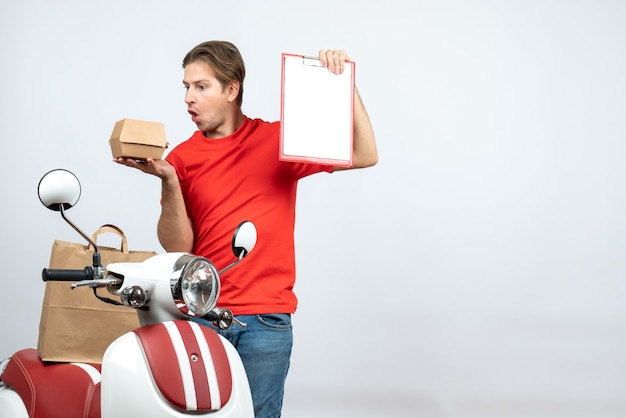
[183,61,231,137]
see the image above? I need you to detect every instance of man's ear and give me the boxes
[227,80,240,103]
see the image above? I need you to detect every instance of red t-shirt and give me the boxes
[166,117,333,315]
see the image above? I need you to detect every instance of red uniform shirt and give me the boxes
[166,117,332,315]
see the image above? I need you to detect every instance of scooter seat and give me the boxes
[1,348,101,418]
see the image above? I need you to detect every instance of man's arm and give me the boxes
[113,157,195,252]
[348,88,378,169]
[157,173,195,252]
[319,49,378,171]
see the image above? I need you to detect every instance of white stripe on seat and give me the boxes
[69,363,102,385]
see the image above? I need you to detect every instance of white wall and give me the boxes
[1,1,626,417]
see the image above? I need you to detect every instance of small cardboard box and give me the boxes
[110,118,168,160]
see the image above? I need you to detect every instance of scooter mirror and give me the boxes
[37,169,100,267]
[38,169,81,211]
[232,221,257,258]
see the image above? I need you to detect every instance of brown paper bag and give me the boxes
[37,224,157,363]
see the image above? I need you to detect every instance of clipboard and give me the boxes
[279,53,355,167]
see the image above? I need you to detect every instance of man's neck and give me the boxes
[203,110,246,139]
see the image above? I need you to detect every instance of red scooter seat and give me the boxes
[1,348,101,418]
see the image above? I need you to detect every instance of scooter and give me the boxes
[0,169,256,417]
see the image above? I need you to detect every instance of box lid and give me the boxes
[110,118,167,148]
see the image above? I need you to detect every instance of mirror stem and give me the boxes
[60,205,102,268]
[217,252,246,276]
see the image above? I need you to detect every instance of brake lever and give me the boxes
[70,277,122,290]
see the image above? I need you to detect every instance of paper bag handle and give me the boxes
[90,224,129,254]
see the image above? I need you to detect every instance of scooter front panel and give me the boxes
[101,320,254,417]
[134,320,232,412]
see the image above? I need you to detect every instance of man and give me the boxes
[114,40,377,418]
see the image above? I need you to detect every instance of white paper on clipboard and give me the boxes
[280,53,354,167]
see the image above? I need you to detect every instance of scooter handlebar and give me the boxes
[42,267,94,282]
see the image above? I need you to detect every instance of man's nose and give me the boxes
[185,90,195,104]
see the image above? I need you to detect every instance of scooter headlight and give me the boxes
[170,255,220,316]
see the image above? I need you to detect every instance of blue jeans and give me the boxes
[192,314,293,418]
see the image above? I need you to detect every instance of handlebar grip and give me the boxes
[41,267,94,282]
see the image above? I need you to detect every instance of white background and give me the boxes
[1,1,626,417]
